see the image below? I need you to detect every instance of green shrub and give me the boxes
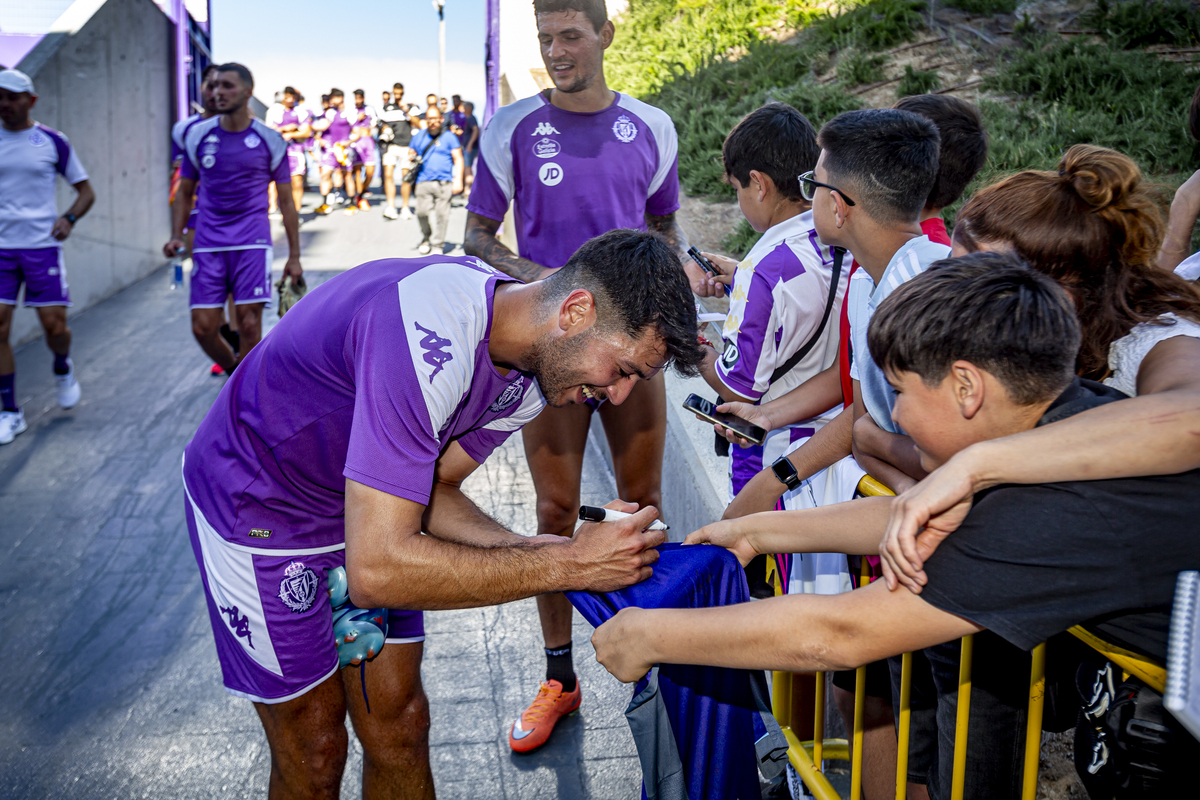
[838,50,888,85]
[645,41,861,198]
[941,0,1018,13]
[606,0,800,98]
[1081,0,1200,49]
[812,0,927,50]
[896,64,940,96]
[986,39,1197,173]
[722,219,765,256]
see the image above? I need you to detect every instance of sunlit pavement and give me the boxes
[0,189,641,798]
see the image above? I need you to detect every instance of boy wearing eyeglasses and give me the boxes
[690,103,849,503]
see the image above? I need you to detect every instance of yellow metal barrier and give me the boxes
[771,475,1167,800]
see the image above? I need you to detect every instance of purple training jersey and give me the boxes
[182,256,547,552]
[320,108,356,145]
[266,104,311,160]
[466,92,680,269]
[181,117,289,251]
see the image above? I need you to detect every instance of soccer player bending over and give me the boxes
[594,252,1200,790]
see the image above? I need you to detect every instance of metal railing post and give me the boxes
[950,634,974,800]
[1021,643,1047,800]
[850,665,866,800]
[896,651,913,800]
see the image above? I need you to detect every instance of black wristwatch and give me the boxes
[771,455,802,491]
[62,213,77,225]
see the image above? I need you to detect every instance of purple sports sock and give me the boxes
[53,352,70,375]
[0,373,16,412]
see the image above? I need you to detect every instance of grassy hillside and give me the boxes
[606,0,1200,253]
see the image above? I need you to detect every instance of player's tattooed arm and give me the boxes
[463,212,553,283]
[645,210,726,298]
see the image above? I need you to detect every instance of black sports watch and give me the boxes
[771,455,802,491]
[62,213,77,225]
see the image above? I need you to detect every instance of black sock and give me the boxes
[219,324,241,355]
[545,643,575,692]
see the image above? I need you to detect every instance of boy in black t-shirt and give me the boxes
[593,252,1200,794]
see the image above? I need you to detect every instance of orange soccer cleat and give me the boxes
[508,677,581,753]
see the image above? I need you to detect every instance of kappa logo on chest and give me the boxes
[531,122,561,136]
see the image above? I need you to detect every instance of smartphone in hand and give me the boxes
[687,246,721,277]
[682,393,766,446]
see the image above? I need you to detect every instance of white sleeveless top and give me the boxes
[1104,312,1200,397]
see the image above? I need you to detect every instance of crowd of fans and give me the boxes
[586,79,1200,797]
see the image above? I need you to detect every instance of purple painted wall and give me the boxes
[485,0,499,127]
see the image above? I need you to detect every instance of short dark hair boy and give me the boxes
[893,94,988,213]
[722,102,819,203]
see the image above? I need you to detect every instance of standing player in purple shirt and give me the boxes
[0,69,95,445]
[265,86,313,215]
[163,63,303,375]
[350,89,378,209]
[464,0,719,753]
[312,89,359,215]
[183,231,705,796]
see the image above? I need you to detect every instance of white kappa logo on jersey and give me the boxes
[612,115,638,143]
[532,137,560,159]
[205,134,220,143]
[538,162,563,187]
[531,122,561,136]
[201,154,216,169]
[244,133,261,148]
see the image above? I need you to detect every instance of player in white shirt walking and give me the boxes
[0,69,95,445]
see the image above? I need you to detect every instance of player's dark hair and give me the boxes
[893,94,988,210]
[353,89,364,96]
[330,88,344,98]
[283,86,298,97]
[542,230,704,376]
[868,252,1079,405]
[723,102,819,204]
[216,62,254,89]
[532,0,607,33]
[394,82,404,91]
[818,109,940,225]
[321,94,331,103]
[201,64,220,81]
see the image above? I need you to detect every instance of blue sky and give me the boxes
[210,0,488,112]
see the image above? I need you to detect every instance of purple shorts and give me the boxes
[351,137,377,165]
[320,142,355,170]
[287,145,307,178]
[190,248,274,309]
[185,485,424,704]
[0,247,71,307]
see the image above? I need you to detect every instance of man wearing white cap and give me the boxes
[0,69,94,445]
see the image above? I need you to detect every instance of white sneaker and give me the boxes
[383,205,399,220]
[55,359,81,408]
[399,207,414,220]
[0,408,26,445]
[417,242,432,255]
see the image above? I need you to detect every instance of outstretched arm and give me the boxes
[715,364,843,446]
[463,211,553,283]
[1160,169,1200,270]
[592,577,982,682]
[646,210,724,298]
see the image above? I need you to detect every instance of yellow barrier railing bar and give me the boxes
[950,634,974,800]
[1021,643,1046,800]
[1068,625,1166,692]
[782,726,844,800]
[851,665,866,800]
[813,670,826,767]
[896,650,912,800]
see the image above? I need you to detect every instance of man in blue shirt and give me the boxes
[409,106,463,255]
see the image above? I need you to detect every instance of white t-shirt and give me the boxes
[1104,312,1200,397]
[0,124,88,249]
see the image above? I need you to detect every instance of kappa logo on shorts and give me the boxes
[414,322,453,381]
[538,162,563,187]
[278,561,319,614]
[532,137,560,159]
[489,380,525,413]
[244,133,261,148]
[721,340,740,370]
[219,604,255,648]
[612,115,638,143]
[531,122,561,136]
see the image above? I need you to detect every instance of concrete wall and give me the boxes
[13,0,172,347]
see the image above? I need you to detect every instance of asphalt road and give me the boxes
[0,191,643,798]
